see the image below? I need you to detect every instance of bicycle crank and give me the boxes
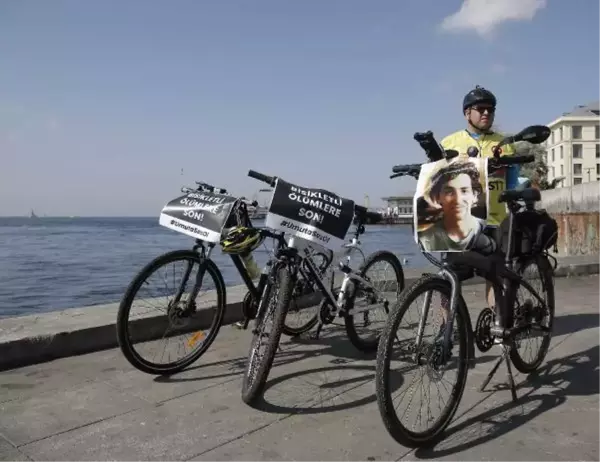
[233,291,257,330]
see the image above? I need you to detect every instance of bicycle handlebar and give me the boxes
[193,181,229,194]
[196,180,215,190]
[390,154,535,180]
[248,169,277,187]
[392,163,422,174]
[490,154,535,166]
[413,131,445,162]
[390,163,422,179]
[238,197,259,207]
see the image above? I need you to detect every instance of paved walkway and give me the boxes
[1,275,598,461]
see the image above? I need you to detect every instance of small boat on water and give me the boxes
[30,209,39,219]
[248,188,271,220]
[352,209,384,225]
[247,205,268,220]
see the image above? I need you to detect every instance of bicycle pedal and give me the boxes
[233,321,247,330]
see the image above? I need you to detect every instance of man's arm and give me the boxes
[502,141,516,156]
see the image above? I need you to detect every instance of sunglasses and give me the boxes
[472,106,496,115]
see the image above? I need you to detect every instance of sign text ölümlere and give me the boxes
[265,178,355,250]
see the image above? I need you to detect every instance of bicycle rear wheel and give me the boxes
[116,250,225,375]
[375,275,470,448]
[241,264,294,405]
[282,249,332,337]
[345,250,405,353]
[508,254,555,373]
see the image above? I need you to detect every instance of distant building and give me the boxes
[545,101,600,187]
[381,196,413,216]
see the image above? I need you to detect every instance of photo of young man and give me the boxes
[414,158,488,252]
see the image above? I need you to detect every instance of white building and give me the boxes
[381,196,413,216]
[545,101,600,187]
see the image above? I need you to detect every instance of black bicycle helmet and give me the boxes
[462,85,497,113]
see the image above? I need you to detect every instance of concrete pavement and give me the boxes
[0,274,598,461]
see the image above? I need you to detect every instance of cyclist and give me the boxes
[435,85,518,352]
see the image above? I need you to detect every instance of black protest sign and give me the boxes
[265,178,355,249]
[159,190,238,242]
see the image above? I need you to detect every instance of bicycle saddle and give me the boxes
[498,188,541,204]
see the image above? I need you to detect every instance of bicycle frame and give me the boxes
[264,219,386,321]
[181,228,288,312]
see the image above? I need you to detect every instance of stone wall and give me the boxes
[540,181,600,256]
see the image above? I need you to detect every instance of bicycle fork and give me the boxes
[172,246,214,314]
[411,269,461,368]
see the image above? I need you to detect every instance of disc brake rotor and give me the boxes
[475,307,495,353]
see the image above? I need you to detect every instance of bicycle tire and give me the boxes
[281,308,319,336]
[282,250,332,337]
[508,254,555,374]
[241,264,293,405]
[345,250,405,353]
[116,249,226,375]
[375,274,470,448]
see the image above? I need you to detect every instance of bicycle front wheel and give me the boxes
[242,264,294,405]
[116,250,226,375]
[375,275,470,448]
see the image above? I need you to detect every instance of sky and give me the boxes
[1,0,598,216]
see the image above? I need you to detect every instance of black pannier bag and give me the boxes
[498,208,559,257]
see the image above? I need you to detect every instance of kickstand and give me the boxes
[313,321,323,341]
[478,343,518,403]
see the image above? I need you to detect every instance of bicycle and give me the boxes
[241,169,405,405]
[116,180,334,375]
[375,124,558,447]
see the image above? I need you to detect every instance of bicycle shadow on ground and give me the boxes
[288,324,500,366]
[253,345,453,417]
[152,328,371,385]
[552,312,599,337]
[519,343,599,396]
[241,327,397,415]
[152,348,308,384]
[249,363,383,415]
[412,344,599,459]
[413,393,566,460]
[286,324,379,360]
[244,324,501,416]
